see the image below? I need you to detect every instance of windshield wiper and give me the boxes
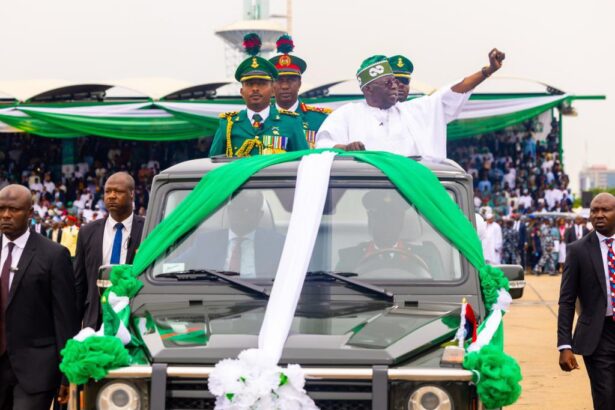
[305,271,394,301]
[157,269,269,298]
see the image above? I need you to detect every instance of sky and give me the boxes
[2,0,613,192]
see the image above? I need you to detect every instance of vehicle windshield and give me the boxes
[151,185,464,282]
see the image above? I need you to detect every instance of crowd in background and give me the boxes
[448,116,573,217]
[1,116,586,274]
[448,117,592,274]
[0,134,213,254]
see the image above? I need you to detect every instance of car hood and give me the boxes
[134,298,461,366]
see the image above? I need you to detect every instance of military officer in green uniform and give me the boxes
[209,33,308,157]
[269,34,331,148]
[388,55,414,102]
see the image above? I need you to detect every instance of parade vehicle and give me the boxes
[76,155,524,410]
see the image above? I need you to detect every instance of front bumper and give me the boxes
[74,365,478,410]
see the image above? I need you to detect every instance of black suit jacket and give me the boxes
[30,224,47,237]
[175,228,285,277]
[74,215,145,329]
[564,225,590,244]
[517,222,527,251]
[1,232,79,394]
[47,228,63,244]
[558,231,608,356]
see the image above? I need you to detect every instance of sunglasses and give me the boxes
[395,77,410,85]
[375,77,397,89]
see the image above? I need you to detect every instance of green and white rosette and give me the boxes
[60,265,145,384]
[461,266,522,409]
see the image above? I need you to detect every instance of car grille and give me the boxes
[165,378,373,410]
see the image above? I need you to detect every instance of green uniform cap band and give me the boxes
[235,56,279,82]
[357,60,394,89]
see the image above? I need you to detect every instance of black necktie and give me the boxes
[0,242,15,355]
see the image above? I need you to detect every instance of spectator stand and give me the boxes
[0,78,604,243]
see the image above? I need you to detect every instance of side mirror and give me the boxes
[494,264,525,299]
[97,264,118,294]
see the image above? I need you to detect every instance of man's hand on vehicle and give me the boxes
[334,141,366,151]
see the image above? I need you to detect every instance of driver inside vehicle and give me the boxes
[335,191,431,277]
[166,190,285,278]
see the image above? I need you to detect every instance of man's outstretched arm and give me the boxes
[451,48,505,93]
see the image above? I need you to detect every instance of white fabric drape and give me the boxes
[258,151,337,362]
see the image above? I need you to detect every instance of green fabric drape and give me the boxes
[20,109,210,141]
[447,99,564,140]
[0,112,83,138]
[0,95,567,141]
[155,104,221,134]
[131,149,484,275]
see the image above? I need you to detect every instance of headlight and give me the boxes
[407,385,452,410]
[96,381,142,410]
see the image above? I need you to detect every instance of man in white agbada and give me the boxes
[315,49,505,159]
[482,212,503,264]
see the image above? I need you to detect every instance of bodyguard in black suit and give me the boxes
[74,172,144,330]
[168,191,284,278]
[29,215,46,237]
[558,193,615,410]
[564,215,590,244]
[0,184,78,409]
[183,228,284,277]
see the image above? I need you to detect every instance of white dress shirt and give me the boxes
[315,84,471,159]
[102,214,134,265]
[595,232,615,317]
[559,232,615,351]
[246,106,271,125]
[224,230,256,277]
[575,224,584,240]
[1,230,30,289]
[276,100,299,113]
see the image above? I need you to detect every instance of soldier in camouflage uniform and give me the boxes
[535,219,558,275]
[501,219,521,264]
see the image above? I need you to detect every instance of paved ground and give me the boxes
[505,274,592,409]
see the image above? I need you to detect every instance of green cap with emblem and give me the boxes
[356,55,394,89]
[388,55,414,79]
[235,33,279,82]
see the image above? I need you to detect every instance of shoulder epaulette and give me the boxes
[278,109,299,117]
[301,103,332,115]
[219,111,239,119]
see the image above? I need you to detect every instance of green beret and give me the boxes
[388,55,414,78]
[356,55,393,89]
[234,56,279,82]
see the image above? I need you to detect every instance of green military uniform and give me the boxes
[269,34,331,148]
[209,32,309,157]
[209,105,308,157]
[295,101,331,148]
